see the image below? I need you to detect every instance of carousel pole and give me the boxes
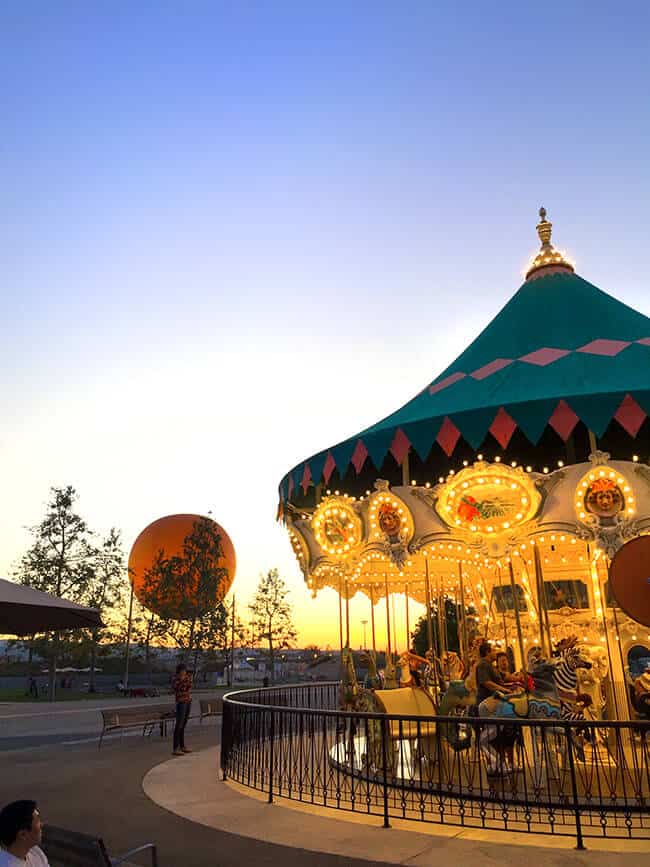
[457,562,468,661]
[384,573,392,660]
[424,559,435,653]
[338,576,344,652]
[405,582,410,650]
[497,564,509,650]
[370,585,377,652]
[391,592,398,655]
[436,571,447,656]
[344,578,351,648]
[507,559,527,671]
[587,544,621,721]
[531,542,549,657]
[533,543,553,656]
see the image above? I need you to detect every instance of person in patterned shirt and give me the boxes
[171,663,193,756]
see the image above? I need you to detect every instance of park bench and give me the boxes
[99,703,176,749]
[42,825,158,867]
[199,697,223,722]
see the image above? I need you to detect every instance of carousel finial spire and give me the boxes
[525,206,574,281]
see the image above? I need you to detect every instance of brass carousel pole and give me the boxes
[424,559,435,653]
[587,544,621,721]
[457,562,468,661]
[370,584,377,652]
[384,573,392,659]
[391,592,398,654]
[338,576,344,652]
[405,582,410,650]
[344,578,351,648]
[531,542,549,657]
[497,564,510,651]
[507,558,527,671]
[533,542,553,655]
[437,570,447,656]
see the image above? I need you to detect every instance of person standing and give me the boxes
[0,800,49,866]
[171,663,193,756]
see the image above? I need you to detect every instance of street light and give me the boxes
[361,619,368,649]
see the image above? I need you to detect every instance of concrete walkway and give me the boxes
[144,745,650,866]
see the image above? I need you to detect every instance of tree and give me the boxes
[411,601,461,657]
[139,517,231,669]
[214,596,247,686]
[248,568,297,683]
[14,486,96,700]
[83,528,127,692]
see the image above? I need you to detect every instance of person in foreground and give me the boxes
[0,801,49,866]
[171,662,193,756]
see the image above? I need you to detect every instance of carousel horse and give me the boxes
[361,649,381,690]
[383,652,399,689]
[423,649,441,699]
[396,650,429,687]
[575,645,609,720]
[439,651,464,684]
[437,680,473,750]
[339,644,359,711]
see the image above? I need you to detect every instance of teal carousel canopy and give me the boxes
[280,210,650,505]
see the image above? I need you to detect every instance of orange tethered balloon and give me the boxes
[128,514,236,619]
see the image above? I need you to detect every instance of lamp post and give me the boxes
[361,619,368,649]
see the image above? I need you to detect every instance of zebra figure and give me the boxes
[554,645,594,721]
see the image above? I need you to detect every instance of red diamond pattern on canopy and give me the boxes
[390,428,411,465]
[489,407,518,449]
[578,338,631,356]
[637,337,650,346]
[323,452,336,485]
[351,439,368,474]
[614,394,647,437]
[300,463,311,495]
[519,347,571,366]
[470,358,513,380]
[429,371,466,395]
[436,416,461,456]
[548,400,580,441]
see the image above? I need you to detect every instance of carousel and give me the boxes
[279,209,650,729]
[221,211,650,841]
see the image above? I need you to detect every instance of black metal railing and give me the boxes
[221,683,650,847]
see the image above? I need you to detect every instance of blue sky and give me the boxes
[2,2,649,645]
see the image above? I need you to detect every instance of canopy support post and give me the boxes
[370,585,377,653]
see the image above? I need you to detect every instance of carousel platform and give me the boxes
[143,745,650,865]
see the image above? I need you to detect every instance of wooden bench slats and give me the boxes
[199,698,223,721]
[42,826,112,866]
[42,825,157,867]
[99,704,175,748]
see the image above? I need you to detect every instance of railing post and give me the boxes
[381,718,390,828]
[564,724,585,850]
[220,700,230,781]
[268,708,275,804]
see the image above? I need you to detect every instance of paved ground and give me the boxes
[0,690,224,751]
[0,720,399,867]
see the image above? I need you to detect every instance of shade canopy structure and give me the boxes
[0,578,103,635]
[279,212,650,508]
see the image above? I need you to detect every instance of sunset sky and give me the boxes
[2,3,649,648]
